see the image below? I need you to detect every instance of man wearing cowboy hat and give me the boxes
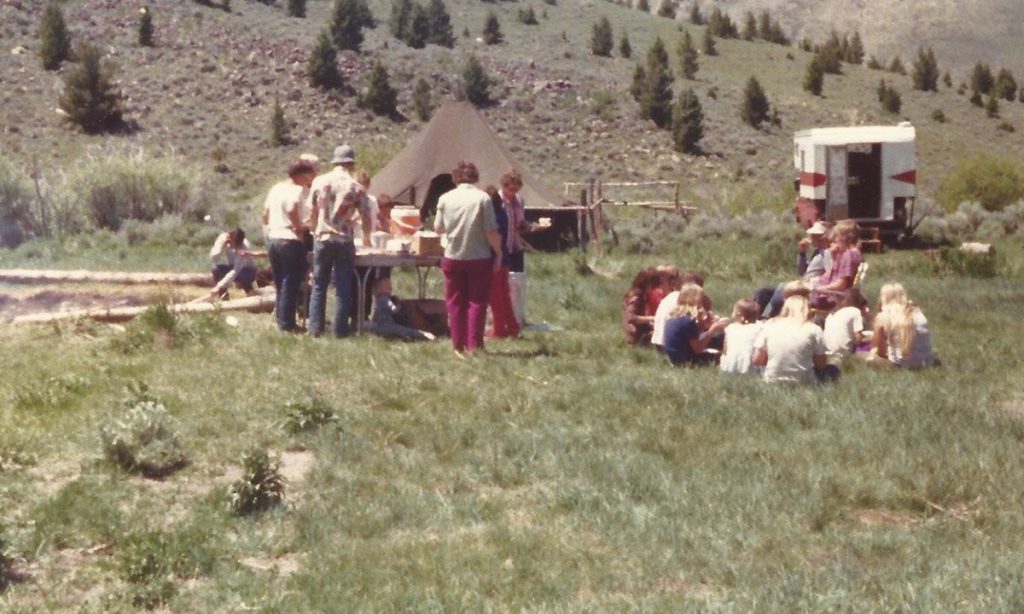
[305,144,374,337]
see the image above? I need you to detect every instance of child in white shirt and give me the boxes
[823,289,868,365]
[720,299,762,375]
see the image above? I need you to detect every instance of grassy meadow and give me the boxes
[2,230,1024,610]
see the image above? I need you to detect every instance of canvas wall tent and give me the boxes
[371,100,583,249]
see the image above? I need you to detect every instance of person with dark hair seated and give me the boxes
[209,227,264,298]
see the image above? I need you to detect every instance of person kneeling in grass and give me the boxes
[753,294,838,384]
[663,283,730,367]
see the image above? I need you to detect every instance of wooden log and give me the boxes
[0,269,214,286]
[10,294,275,326]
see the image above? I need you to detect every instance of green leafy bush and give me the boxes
[936,246,1000,278]
[281,395,338,434]
[228,448,285,515]
[118,527,215,608]
[938,153,1024,212]
[100,384,188,477]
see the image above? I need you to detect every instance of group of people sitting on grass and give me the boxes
[623,219,936,384]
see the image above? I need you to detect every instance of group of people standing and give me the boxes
[623,219,936,384]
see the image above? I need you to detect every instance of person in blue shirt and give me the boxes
[663,283,730,366]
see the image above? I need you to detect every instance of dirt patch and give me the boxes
[997,400,1024,421]
[0,289,149,322]
[279,450,315,485]
[239,552,305,576]
[853,508,921,529]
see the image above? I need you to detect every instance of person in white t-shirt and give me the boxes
[823,288,869,365]
[720,298,762,375]
[753,294,836,384]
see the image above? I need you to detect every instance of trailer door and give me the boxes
[847,143,882,218]
[826,146,848,220]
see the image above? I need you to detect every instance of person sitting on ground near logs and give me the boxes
[663,283,730,367]
[823,288,870,365]
[752,294,838,384]
[652,270,710,350]
[306,145,374,338]
[208,227,264,299]
[622,266,660,346]
[434,160,502,354]
[486,186,520,339]
[719,298,762,375]
[809,219,863,309]
[755,221,833,318]
[868,282,936,369]
[261,157,317,332]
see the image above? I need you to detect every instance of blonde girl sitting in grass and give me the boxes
[869,282,936,369]
[663,283,730,366]
[719,298,762,375]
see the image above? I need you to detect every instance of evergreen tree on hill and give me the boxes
[390,0,413,41]
[517,6,538,25]
[630,64,646,102]
[882,85,902,114]
[888,56,906,75]
[58,43,124,134]
[740,76,769,128]
[741,11,756,41]
[803,59,823,96]
[463,55,493,106]
[331,0,368,51]
[591,16,613,57]
[482,11,503,45]
[971,62,993,95]
[425,0,454,48]
[677,30,698,80]
[671,88,703,153]
[39,2,72,71]
[701,31,716,56]
[636,0,650,12]
[656,0,676,19]
[815,40,841,74]
[845,31,864,64]
[406,3,429,48]
[361,61,398,116]
[866,56,882,70]
[308,29,344,90]
[288,0,306,18]
[412,77,432,121]
[619,33,632,58]
[757,10,772,40]
[138,7,154,47]
[986,95,1000,118]
[688,1,703,25]
[995,68,1017,101]
[639,37,674,128]
[912,47,939,92]
[706,7,736,38]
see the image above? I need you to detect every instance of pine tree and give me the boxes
[877,78,888,103]
[688,1,702,25]
[361,61,398,116]
[590,16,613,57]
[639,37,674,128]
[882,86,901,114]
[390,0,413,41]
[353,0,377,29]
[58,43,123,133]
[677,30,698,79]
[412,77,432,121]
[943,71,952,88]
[406,3,429,48]
[308,29,344,90]
[740,76,769,128]
[741,11,756,40]
[845,31,864,64]
[888,56,906,75]
[331,0,367,51]
[701,31,716,56]
[270,99,289,145]
[636,0,649,12]
[138,7,154,47]
[671,88,703,153]
[994,68,1017,101]
[757,10,771,40]
[911,47,939,91]
[463,55,493,106]
[517,6,538,25]
[39,2,72,71]
[803,59,823,96]
[969,90,983,107]
[970,62,993,95]
[866,56,882,70]
[425,0,454,47]
[288,0,306,18]
[482,11,502,45]
[655,0,675,19]
[707,7,736,38]
[619,32,632,58]
[986,95,999,118]
[629,64,646,101]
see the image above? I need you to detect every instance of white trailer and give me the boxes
[794,123,916,240]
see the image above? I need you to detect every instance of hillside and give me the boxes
[716,0,1024,73]
[2,0,1024,219]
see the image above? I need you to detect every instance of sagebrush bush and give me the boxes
[0,532,15,590]
[939,153,1024,212]
[228,448,285,515]
[0,157,33,247]
[100,385,188,477]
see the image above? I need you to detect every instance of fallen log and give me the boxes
[0,269,213,286]
[10,293,275,326]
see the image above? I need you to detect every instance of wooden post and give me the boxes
[673,182,681,216]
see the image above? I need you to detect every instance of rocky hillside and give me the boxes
[1,0,1023,215]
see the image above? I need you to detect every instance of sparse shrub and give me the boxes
[0,157,34,247]
[938,153,1024,212]
[0,532,16,591]
[937,246,1000,278]
[360,61,398,116]
[591,90,617,120]
[998,121,1015,133]
[671,88,703,153]
[482,11,502,45]
[462,54,493,106]
[635,0,649,12]
[677,30,697,79]
[280,395,338,434]
[969,90,983,107]
[288,0,306,17]
[518,5,538,25]
[228,448,285,515]
[888,55,905,75]
[39,2,72,70]
[931,109,946,123]
[58,43,124,134]
[706,85,717,99]
[269,98,290,145]
[740,76,770,128]
[119,528,215,609]
[995,68,1017,101]
[803,59,823,96]
[866,55,882,70]
[986,95,1000,118]
[138,7,154,47]
[412,77,432,121]
[629,64,645,102]
[308,29,344,90]
[943,71,952,88]
[655,0,675,18]
[619,32,631,58]
[100,384,188,478]
[590,16,613,57]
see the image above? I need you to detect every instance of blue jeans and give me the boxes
[268,239,306,331]
[309,240,356,337]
